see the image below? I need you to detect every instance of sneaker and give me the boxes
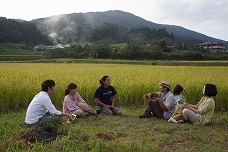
[67,114,77,123]
[177,119,184,123]
[58,121,64,125]
[72,114,77,120]
[67,119,71,123]
[168,118,172,122]
[170,118,178,123]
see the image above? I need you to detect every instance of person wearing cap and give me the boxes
[139,80,176,119]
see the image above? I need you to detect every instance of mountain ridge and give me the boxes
[31,10,227,45]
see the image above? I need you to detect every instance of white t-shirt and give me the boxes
[25,91,61,124]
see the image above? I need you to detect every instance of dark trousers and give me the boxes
[144,100,164,118]
[26,113,61,127]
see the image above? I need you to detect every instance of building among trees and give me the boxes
[198,42,225,51]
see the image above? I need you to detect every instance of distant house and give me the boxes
[45,46,55,50]
[33,44,55,51]
[198,42,225,51]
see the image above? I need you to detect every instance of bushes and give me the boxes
[42,42,228,60]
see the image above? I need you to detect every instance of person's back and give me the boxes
[175,94,186,108]
[25,80,73,127]
[25,91,52,124]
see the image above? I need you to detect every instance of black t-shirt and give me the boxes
[94,85,117,105]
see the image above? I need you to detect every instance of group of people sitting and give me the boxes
[25,76,217,127]
[139,80,217,125]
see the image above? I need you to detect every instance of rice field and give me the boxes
[0,63,227,113]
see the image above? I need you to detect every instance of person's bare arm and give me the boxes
[184,104,200,113]
[153,97,168,112]
[111,96,116,108]
[178,99,186,104]
[144,92,158,99]
[54,112,74,121]
[148,92,158,98]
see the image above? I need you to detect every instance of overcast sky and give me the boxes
[1,0,228,41]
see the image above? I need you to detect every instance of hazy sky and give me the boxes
[1,0,228,41]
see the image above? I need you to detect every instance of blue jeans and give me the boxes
[97,106,120,115]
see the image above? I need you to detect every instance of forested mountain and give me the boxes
[32,10,227,46]
[1,10,227,47]
[0,17,51,44]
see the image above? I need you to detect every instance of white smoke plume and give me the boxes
[37,14,78,45]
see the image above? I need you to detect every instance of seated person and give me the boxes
[25,80,73,127]
[139,80,176,119]
[63,83,98,118]
[168,84,186,123]
[183,84,217,125]
[94,75,121,115]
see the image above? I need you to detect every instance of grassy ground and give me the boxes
[1,107,228,152]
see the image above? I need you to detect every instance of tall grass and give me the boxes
[0,63,227,113]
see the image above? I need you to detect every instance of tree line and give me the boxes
[43,40,228,60]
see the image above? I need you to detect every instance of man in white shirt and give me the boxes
[25,80,73,127]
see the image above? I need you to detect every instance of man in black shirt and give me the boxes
[94,76,121,115]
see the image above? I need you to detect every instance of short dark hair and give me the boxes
[204,84,217,97]
[173,84,184,96]
[41,80,55,92]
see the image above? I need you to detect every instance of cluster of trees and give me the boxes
[90,24,174,45]
[0,17,51,45]
[43,40,228,60]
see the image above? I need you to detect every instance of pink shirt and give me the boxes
[63,92,85,114]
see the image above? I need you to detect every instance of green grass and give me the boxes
[1,107,228,151]
[0,43,43,61]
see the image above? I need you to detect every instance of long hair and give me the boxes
[65,83,77,96]
[100,75,109,85]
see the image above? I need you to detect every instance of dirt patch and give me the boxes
[95,133,116,141]
[157,132,194,150]
[20,126,68,144]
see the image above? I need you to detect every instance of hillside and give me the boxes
[0,43,42,61]
[0,17,51,44]
[32,10,228,46]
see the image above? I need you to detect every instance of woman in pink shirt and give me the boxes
[63,83,98,117]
